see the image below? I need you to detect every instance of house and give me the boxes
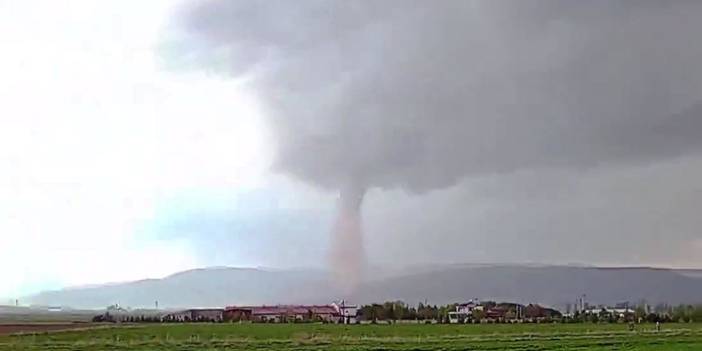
[449,301,528,323]
[332,301,358,324]
[495,303,525,321]
[448,300,481,323]
[523,304,562,321]
[583,306,634,319]
[484,306,509,321]
[612,308,635,318]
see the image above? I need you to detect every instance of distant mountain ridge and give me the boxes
[356,265,702,309]
[25,264,702,310]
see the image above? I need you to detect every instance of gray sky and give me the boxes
[171,0,702,266]
[1,0,701,298]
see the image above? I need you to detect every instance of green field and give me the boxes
[2,323,702,350]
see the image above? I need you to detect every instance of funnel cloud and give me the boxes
[330,183,365,294]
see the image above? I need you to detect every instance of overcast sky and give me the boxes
[2,0,702,299]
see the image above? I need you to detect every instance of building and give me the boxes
[332,301,358,324]
[224,304,356,323]
[448,300,482,323]
[484,306,509,321]
[583,306,634,319]
[448,301,562,323]
[523,304,562,321]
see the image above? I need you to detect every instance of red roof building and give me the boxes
[224,304,352,323]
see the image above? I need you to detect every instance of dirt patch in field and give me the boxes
[0,323,97,335]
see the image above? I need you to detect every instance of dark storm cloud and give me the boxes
[171,0,702,192]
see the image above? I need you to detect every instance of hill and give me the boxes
[24,265,702,309]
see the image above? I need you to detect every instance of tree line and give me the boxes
[358,301,450,323]
[358,301,702,324]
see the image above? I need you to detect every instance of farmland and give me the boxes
[2,323,702,350]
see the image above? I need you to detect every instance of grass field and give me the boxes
[2,323,702,350]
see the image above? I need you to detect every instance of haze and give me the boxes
[1,0,701,299]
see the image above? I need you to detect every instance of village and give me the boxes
[92,299,652,325]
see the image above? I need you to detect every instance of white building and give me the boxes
[583,306,635,318]
[448,300,482,323]
[332,301,358,324]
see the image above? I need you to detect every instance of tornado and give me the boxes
[329,185,365,296]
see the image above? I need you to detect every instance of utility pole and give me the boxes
[341,299,346,324]
[519,304,522,320]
